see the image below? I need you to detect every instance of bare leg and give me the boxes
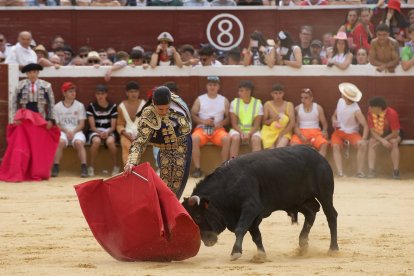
[53,139,66,164]
[191,135,201,168]
[89,136,101,167]
[74,140,87,164]
[106,136,118,167]
[319,143,328,157]
[368,138,378,170]
[230,135,241,158]
[332,144,343,175]
[221,135,230,162]
[276,136,289,148]
[356,142,367,174]
[390,137,401,170]
[251,135,262,152]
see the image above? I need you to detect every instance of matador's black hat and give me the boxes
[21,63,43,73]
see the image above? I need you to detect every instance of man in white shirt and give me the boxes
[5,31,37,69]
[0,34,12,58]
[331,83,369,178]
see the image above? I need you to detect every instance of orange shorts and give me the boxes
[330,129,362,147]
[290,128,328,150]
[192,127,228,147]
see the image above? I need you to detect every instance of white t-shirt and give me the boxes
[336,98,361,134]
[54,100,86,132]
[5,43,37,66]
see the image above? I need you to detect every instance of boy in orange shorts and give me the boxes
[290,88,329,157]
[331,83,369,178]
[190,76,230,178]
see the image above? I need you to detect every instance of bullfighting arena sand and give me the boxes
[1,174,414,276]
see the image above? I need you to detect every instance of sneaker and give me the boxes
[81,164,88,178]
[51,164,59,177]
[392,169,400,180]
[356,172,366,178]
[87,166,95,177]
[343,140,350,159]
[337,172,346,178]
[111,166,120,176]
[367,169,376,179]
[192,168,203,178]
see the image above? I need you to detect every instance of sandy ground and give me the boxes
[1,174,414,276]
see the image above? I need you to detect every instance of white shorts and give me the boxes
[229,129,261,138]
[60,131,86,147]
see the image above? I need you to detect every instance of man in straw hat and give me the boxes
[331,82,369,178]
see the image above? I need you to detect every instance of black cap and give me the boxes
[126,81,140,91]
[152,86,171,105]
[21,63,43,73]
[96,84,108,92]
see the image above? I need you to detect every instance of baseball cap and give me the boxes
[61,82,76,93]
[207,76,220,83]
[96,84,108,92]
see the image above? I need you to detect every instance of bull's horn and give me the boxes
[189,195,201,206]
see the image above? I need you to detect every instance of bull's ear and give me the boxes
[200,198,209,209]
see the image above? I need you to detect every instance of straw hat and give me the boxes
[338,82,362,102]
[34,44,48,57]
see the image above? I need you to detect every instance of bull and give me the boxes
[182,145,338,261]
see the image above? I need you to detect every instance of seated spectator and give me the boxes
[6,31,37,70]
[381,0,410,49]
[190,76,230,178]
[106,47,116,62]
[196,44,222,66]
[226,46,242,65]
[26,0,58,6]
[242,30,275,67]
[129,50,148,67]
[179,44,199,66]
[366,96,401,179]
[78,46,91,62]
[49,54,63,69]
[401,24,414,71]
[338,9,359,41]
[279,0,295,6]
[355,48,369,65]
[183,0,210,6]
[276,30,302,68]
[331,83,368,178]
[0,33,12,58]
[352,8,375,53]
[369,24,399,73]
[150,32,182,68]
[34,44,51,66]
[310,39,326,64]
[125,0,147,5]
[104,51,129,81]
[86,51,102,67]
[116,81,146,166]
[51,82,88,178]
[148,0,183,5]
[300,0,328,6]
[70,56,86,66]
[229,80,263,158]
[327,32,353,70]
[210,0,236,5]
[100,58,113,66]
[321,32,333,61]
[261,83,295,149]
[91,0,121,6]
[290,88,328,157]
[48,36,65,57]
[86,84,119,177]
[298,25,312,65]
[63,46,74,65]
[52,47,66,65]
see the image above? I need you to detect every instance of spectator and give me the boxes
[401,24,414,71]
[369,24,399,73]
[352,8,375,53]
[91,0,121,6]
[100,59,113,66]
[5,31,37,69]
[300,0,328,6]
[78,46,91,62]
[338,9,359,40]
[355,48,369,65]
[261,83,295,149]
[116,81,146,165]
[26,0,58,6]
[149,0,183,6]
[409,10,414,26]
[179,44,199,66]
[0,52,5,64]
[279,0,295,6]
[229,80,263,158]
[0,33,12,57]
[210,0,236,5]
[226,46,242,65]
[190,76,230,178]
[34,44,49,62]
[49,36,65,56]
[381,0,410,48]
[327,32,353,70]
[86,51,102,67]
[98,49,108,61]
[104,51,129,81]
[310,39,326,64]
[51,82,88,178]
[298,25,313,65]
[150,32,182,68]
[366,96,401,179]
[125,0,147,5]
[197,44,222,66]
[86,84,119,177]
[276,30,302,68]
[331,83,368,178]
[70,56,86,66]
[63,46,74,65]
[242,30,275,67]
[183,0,210,6]
[320,32,333,61]
[290,88,329,157]
[237,0,266,5]
[53,47,66,65]
[129,50,147,67]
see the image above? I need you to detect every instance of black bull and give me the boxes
[182,145,338,260]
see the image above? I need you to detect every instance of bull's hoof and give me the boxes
[296,245,309,256]
[328,248,339,257]
[230,252,242,261]
[250,251,269,263]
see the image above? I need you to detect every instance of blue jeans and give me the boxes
[26,0,59,5]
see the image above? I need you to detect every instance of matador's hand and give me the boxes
[124,164,134,174]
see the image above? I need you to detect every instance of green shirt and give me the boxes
[401,45,414,61]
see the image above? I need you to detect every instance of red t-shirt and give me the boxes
[367,107,400,135]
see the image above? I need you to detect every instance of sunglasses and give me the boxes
[79,54,88,58]
[88,60,100,64]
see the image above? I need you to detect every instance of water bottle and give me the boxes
[205,117,214,136]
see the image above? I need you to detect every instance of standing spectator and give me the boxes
[352,8,375,53]
[86,51,102,66]
[366,96,401,179]
[279,0,295,6]
[70,56,85,66]
[104,51,129,81]
[6,31,37,69]
[369,24,400,73]
[48,36,65,57]
[320,32,333,61]
[116,81,146,166]
[401,24,414,71]
[86,84,119,177]
[331,83,368,178]
[242,30,275,67]
[381,0,410,48]
[408,10,414,26]
[355,48,370,65]
[300,0,328,6]
[298,26,313,65]
[290,88,329,157]
[63,46,74,65]
[261,83,295,149]
[327,32,353,70]
[150,32,182,68]
[210,0,236,5]
[276,30,302,68]
[229,80,263,158]
[51,82,88,178]
[0,33,12,57]
[91,0,121,6]
[179,44,199,66]
[190,76,230,178]
[310,39,326,64]
[338,9,359,43]
[196,44,222,66]
[183,0,210,6]
[78,46,91,62]
[226,46,242,65]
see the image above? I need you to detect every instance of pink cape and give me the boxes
[0,109,60,182]
[74,163,201,262]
